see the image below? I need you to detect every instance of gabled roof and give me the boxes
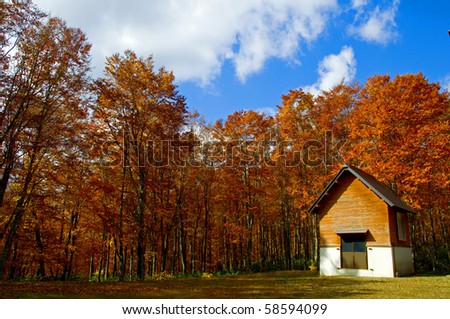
[308,164,416,214]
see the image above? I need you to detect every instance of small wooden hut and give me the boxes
[308,164,415,277]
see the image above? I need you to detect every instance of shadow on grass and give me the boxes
[1,271,448,298]
[0,271,374,299]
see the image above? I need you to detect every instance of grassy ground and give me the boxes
[0,271,448,299]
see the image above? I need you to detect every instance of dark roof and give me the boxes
[308,164,416,214]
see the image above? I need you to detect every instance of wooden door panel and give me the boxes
[340,236,367,269]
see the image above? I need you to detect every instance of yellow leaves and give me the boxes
[308,263,317,271]
[346,72,450,214]
[202,272,214,279]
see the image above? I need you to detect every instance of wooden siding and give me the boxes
[318,173,391,246]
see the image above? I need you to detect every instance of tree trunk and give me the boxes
[0,204,25,278]
[136,169,147,280]
[0,143,15,207]
[89,254,94,281]
[35,226,46,277]
[202,186,209,272]
[0,147,38,278]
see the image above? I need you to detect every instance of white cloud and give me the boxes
[442,75,450,92]
[34,0,338,85]
[303,46,357,95]
[252,107,277,117]
[349,0,400,44]
[351,0,369,9]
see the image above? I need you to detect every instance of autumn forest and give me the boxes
[1,3,449,281]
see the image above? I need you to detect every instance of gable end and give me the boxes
[308,164,415,214]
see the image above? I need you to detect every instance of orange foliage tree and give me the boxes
[92,50,187,280]
[0,2,91,278]
[345,73,450,271]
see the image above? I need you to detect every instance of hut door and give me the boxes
[341,236,367,269]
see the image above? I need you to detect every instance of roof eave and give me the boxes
[307,166,348,213]
[346,166,416,214]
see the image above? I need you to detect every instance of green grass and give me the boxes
[0,271,448,299]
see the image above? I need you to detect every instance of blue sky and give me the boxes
[34,0,450,123]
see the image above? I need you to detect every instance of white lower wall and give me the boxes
[319,247,341,276]
[366,247,394,277]
[320,246,399,277]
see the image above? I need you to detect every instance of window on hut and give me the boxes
[396,211,407,241]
